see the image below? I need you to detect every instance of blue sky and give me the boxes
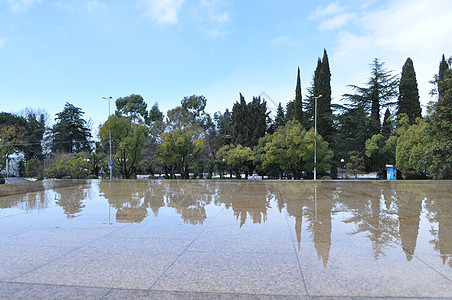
[1,0,451,130]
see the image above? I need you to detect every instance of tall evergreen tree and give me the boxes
[231,94,268,148]
[317,49,333,143]
[294,67,303,125]
[286,100,295,121]
[427,55,452,178]
[397,58,421,125]
[381,108,393,139]
[274,102,286,129]
[51,102,91,153]
[344,58,398,136]
[438,54,449,103]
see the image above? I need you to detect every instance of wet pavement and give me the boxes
[0,179,451,299]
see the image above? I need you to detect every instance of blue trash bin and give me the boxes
[386,165,397,180]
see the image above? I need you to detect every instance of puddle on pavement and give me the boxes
[0,179,451,269]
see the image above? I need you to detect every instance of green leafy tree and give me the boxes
[51,102,91,153]
[0,123,25,172]
[426,55,452,178]
[345,151,366,178]
[25,158,41,178]
[115,94,148,123]
[166,106,195,131]
[365,134,396,173]
[396,118,432,179]
[216,144,254,179]
[257,120,332,179]
[181,95,207,119]
[294,67,303,125]
[140,119,167,176]
[99,115,147,179]
[397,58,421,125]
[148,103,164,124]
[0,112,27,172]
[156,129,205,179]
[44,153,92,179]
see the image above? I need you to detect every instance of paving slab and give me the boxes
[0,179,451,298]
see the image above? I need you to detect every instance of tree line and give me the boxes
[1,51,451,180]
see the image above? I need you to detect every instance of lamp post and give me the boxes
[313,95,322,181]
[102,96,113,180]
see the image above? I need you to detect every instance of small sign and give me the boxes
[109,160,114,167]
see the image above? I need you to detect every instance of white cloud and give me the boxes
[4,0,41,12]
[0,38,6,48]
[192,0,232,39]
[318,12,355,31]
[86,0,107,12]
[309,2,345,20]
[137,0,184,25]
[310,2,354,31]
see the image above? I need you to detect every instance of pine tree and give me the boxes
[51,102,91,153]
[397,58,421,125]
[344,58,398,136]
[294,67,303,125]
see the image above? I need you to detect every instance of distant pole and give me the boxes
[313,95,322,181]
[102,96,113,180]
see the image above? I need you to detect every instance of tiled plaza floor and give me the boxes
[0,179,451,299]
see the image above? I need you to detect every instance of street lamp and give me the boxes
[313,95,322,181]
[102,96,113,180]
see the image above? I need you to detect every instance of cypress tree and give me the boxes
[381,108,393,139]
[438,54,449,102]
[317,49,333,143]
[294,67,303,125]
[397,58,421,125]
[275,102,285,129]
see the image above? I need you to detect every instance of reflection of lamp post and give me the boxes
[102,96,113,180]
[314,95,322,181]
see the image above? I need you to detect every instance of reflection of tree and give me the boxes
[306,183,333,267]
[398,194,422,261]
[55,185,89,218]
[0,190,50,211]
[424,183,452,267]
[164,180,219,225]
[99,180,152,223]
[219,183,270,227]
[342,183,398,260]
[279,181,335,266]
[278,182,310,251]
